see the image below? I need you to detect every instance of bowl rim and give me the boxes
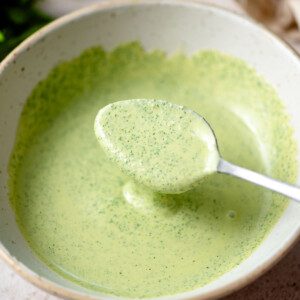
[1,0,300,299]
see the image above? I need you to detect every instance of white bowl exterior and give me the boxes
[0,1,300,299]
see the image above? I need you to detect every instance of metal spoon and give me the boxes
[217,159,300,202]
[205,109,300,202]
[95,99,300,200]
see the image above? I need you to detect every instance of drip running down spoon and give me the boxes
[95,99,300,201]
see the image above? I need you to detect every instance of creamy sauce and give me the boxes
[9,43,297,298]
[95,99,219,194]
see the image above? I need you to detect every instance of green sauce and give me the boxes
[9,42,297,298]
[95,99,219,194]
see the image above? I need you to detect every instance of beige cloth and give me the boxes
[237,0,300,51]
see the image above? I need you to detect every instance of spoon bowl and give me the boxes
[95,99,220,194]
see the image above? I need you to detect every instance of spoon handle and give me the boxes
[218,158,300,202]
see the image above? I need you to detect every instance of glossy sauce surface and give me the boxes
[9,43,297,298]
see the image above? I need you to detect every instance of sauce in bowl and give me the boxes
[9,43,297,298]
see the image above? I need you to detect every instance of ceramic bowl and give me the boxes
[1,1,300,299]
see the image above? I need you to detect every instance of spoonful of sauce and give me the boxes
[95,99,300,201]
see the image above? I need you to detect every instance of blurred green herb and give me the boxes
[0,0,52,60]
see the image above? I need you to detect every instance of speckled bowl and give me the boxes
[1,1,300,299]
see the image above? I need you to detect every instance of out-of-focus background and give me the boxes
[1,0,300,61]
[1,0,300,299]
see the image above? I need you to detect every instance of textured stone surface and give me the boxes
[223,240,300,300]
[0,259,59,300]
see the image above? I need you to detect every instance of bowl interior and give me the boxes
[1,1,300,299]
